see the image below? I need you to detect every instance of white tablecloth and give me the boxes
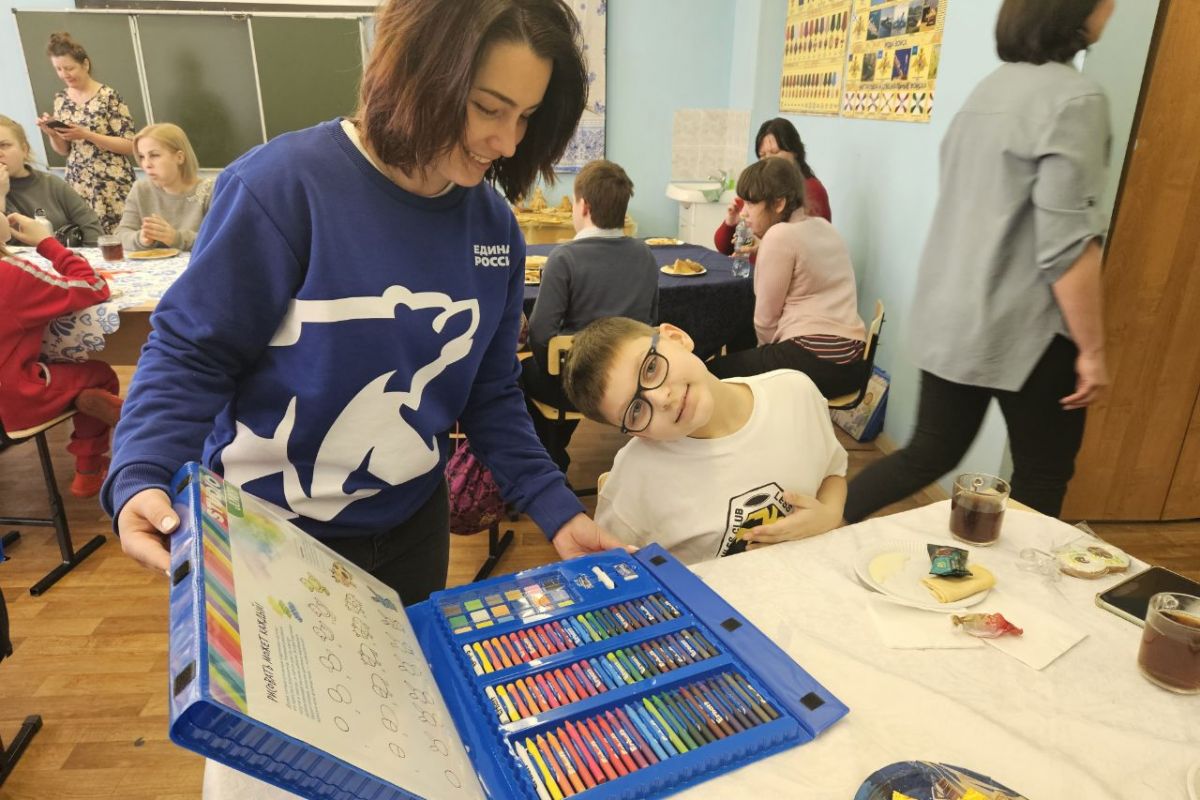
[204,502,1200,799]
[31,246,189,362]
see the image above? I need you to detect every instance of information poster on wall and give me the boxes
[842,0,948,123]
[780,0,853,116]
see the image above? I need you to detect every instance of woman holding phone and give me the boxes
[37,31,136,233]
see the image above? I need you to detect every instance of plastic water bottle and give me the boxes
[732,219,752,278]
[33,207,52,233]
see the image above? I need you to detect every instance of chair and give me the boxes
[527,335,595,498]
[0,411,107,596]
[0,579,42,788]
[827,300,886,411]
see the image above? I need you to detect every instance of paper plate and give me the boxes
[852,539,991,611]
[525,255,548,268]
[127,247,180,260]
[659,264,706,277]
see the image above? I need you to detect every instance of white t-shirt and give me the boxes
[596,369,848,565]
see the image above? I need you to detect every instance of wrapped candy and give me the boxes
[928,544,970,577]
[950,612,1023,638]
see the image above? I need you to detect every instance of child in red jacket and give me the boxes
[1,213,123,497]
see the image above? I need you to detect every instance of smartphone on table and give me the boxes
[1095,566,1200,626]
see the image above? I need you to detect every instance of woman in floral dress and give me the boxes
[36,31,135,233]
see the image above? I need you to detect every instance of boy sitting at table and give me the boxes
[563,316,847,565]
[521,159,658,471]
[0,212,123,497]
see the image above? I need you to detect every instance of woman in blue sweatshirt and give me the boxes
[103,0,626,602]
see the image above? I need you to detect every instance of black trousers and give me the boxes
[845,336,1086,523]
[520,356,579,473]
[707,338,868,398]
[322,480,450,607]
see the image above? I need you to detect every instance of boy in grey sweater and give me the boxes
[521,159,659,471]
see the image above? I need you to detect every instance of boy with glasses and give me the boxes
[563,316,847,564]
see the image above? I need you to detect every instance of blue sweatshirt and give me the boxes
[102,120,584,540]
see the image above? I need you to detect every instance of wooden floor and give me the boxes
[1,394,1197,799]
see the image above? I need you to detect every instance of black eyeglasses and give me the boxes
[620,332,670,434]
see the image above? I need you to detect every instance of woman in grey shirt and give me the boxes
[115,123,213,251]
[846,0,1115,521]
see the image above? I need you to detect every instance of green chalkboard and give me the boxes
[137,14,265,168]
[251,17,363,141]
[15,11,147,169]
[15,10,368,169]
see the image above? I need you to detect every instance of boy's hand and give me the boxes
[6,213,53,245]
[552,513,635,560]
[116,488,180,574]
[743,491,841,547]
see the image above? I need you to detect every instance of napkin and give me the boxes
[866,596,984,649]
[970,589,1087,670]
[921,563,996,603]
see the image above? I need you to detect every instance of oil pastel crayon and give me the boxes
[654,637,685,668]
[608,605,633,632]
[585,718,629,777]
[614,706,661,765]
[499,634,524,665]
[633,597,660,624]
[695,682,743,734]
[569,662,598,696]
[496,684,521,721]
[554,667,582,702]
[567,616,592,644]
[606,651,635,685]
[484,686,510,723]
[546,731,586,795]
[664,690,714,745]
[680,629,712,659]
[645,594,671,620]
[507,682,531,718]
[518,677,546,714]
[640,641,670,674]
[598,607,622,635]
[528,629,551,659]
[517,742,553,800]
[577,613,603,641]
[603,710,649,770]
[656,594,682,618]
[619,602,645,628]
[546,622,569,651]
[585,658,614,691]
[585,610,611,638]
[535,735,572,797]
[724,673,776,723]
[534,625,559,654]
[472,641,495,673]
[705,678,754,730]
[689,628,719,656]
[463,644,484,675]
[613,649,641,682]
[625,646,656,677]
[653,692,702,750]
[681,685,733,738]
[622,703,671,761]
[635,701,680,759]
[574,718,619,781]
[525,738,564,800]
[535,672,562,708]
[595,714,639,774]
[516,630,540,661]
[563,721,607,785]
[730,672,781,720]
[663,634,693,665]
[486,638,512,669]
[680,687,725,740]
[596,655,625,688]
[671,630,702,662]
[544,669,573,704]
[643,696,689,753]
[560,619,585,646]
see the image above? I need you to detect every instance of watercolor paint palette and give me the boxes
[166,464,847,800]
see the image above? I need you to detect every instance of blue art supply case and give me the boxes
[166,464,847,799]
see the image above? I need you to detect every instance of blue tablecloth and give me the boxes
[524,241,754,358]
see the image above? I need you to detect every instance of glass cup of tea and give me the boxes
[97,234,123,262]
[950,472,1009,546]
[1138,592,1200,694]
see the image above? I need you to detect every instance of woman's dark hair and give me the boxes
[755,117,816,180]
[47,31,91,72]
[736,157,807,224]
[996,0,1102,64]
[358,0,587,202]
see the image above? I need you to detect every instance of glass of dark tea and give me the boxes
[949,473,1009,546]
[1138,592,1200,694]
[98,234,123,262]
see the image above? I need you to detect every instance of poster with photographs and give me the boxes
[842,0,947,122]
[780,0,853,116]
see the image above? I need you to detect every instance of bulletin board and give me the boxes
[841,0,947,123]
[780,0,852,117]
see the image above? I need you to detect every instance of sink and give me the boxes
[666,181,724,204]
